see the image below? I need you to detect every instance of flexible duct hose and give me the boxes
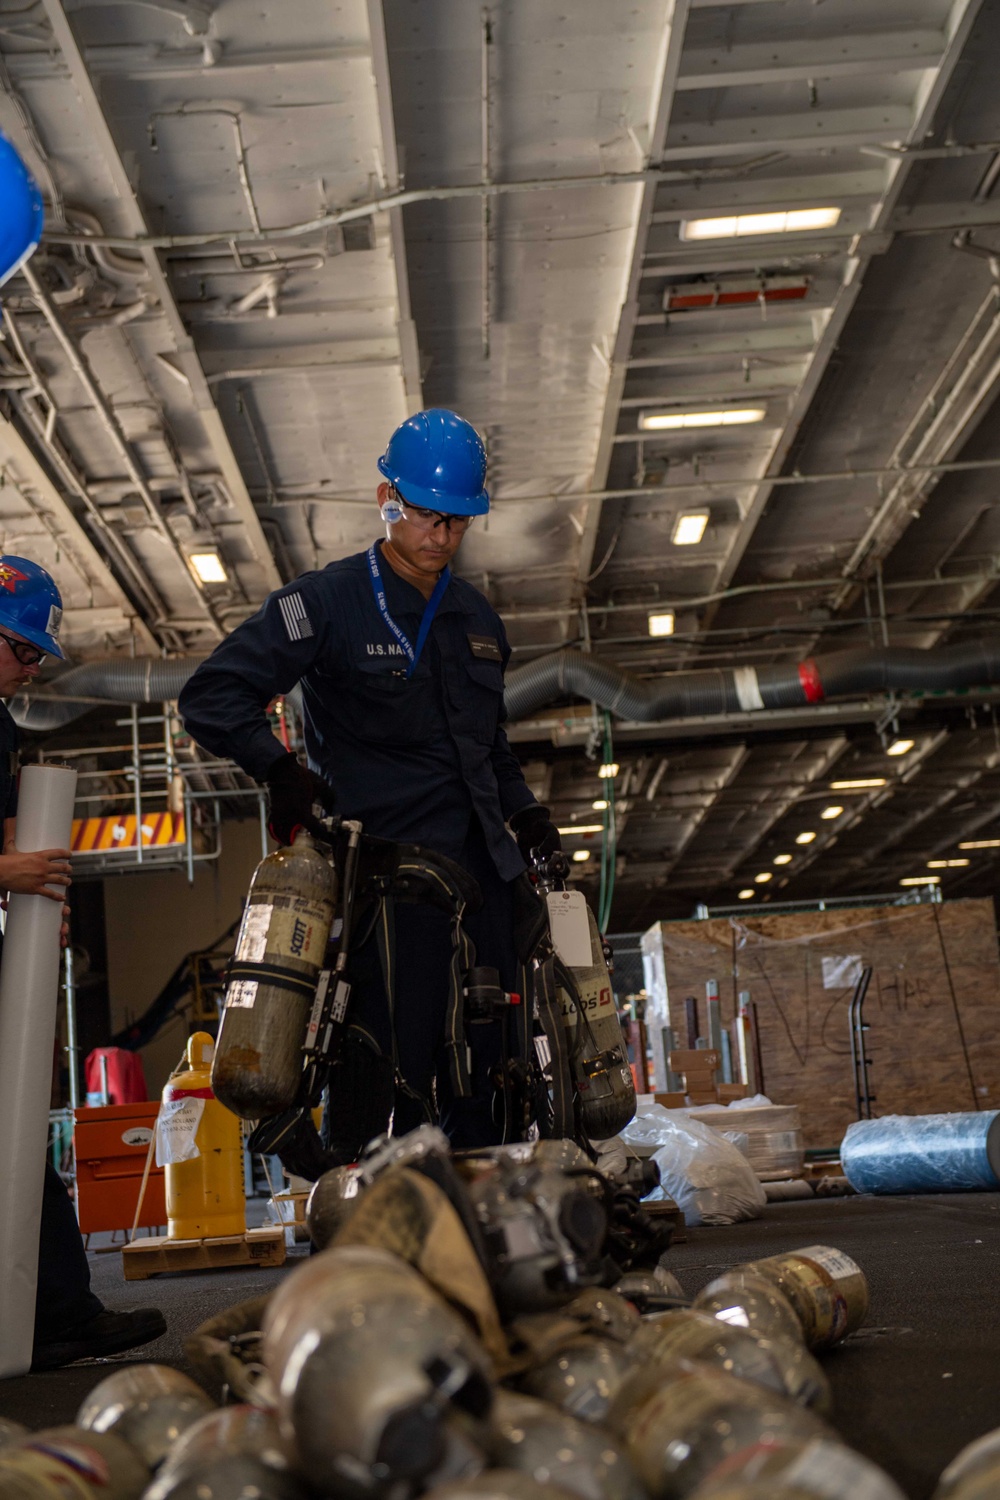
[11,658,205,732]
[502,640,1000,722]
[12,638,1000,735]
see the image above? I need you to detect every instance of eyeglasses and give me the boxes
[0,631,45,667]
[390,488,474,533]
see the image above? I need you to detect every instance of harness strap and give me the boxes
[444,910,475,1098]
[534,945,574,1138]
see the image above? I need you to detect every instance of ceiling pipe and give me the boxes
[503,640,1000,722]
[15,638,1000,737]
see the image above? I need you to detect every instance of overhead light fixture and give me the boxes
[738,889,755,900]
[959,838,1000,849]
[639,407,765,432]
[754,872,772,883]
[671,510,710,546]
[887,738,914,757]
[188,549,228,585]
[927,858,970,869]
[648,611,676,637]
[599,763,620,779]
[900,875,939,886]
[795,831,817,845]
[572,850,591,863]
[557,824,603,836]
[679,207,842,241]
[773,854,793,865]
[592,799,609,811]
[830,778,886,791]
[820,805,844,821]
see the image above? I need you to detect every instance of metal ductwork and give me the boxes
[502,640,1000,723]
[11,658,206,732]
[12,638,1000,735]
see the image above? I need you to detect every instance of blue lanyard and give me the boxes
[367,544,451,680]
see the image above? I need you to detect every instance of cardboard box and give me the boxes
[653,1092,687,1110]
[669,1049,721,1072]
[718,1083,748,1102]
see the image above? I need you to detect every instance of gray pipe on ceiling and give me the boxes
[11,640,1000,735]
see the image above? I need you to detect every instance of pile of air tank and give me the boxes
[0,1127,994,1500]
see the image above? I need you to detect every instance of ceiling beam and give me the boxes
[575,0,693,606]
[37,0,283,600]
[677,30,946,91]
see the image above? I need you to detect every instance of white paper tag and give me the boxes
[800,1245,858,1279]
[546,890,593,968]
[226,979,259,1010]
[235,901,273,963]
[155,1097,205,1166]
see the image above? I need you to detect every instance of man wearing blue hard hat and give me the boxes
[181,408,561,1162]
[0,133,167,1369]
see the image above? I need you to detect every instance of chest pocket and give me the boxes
[463,658,505,744]
[348,658,439,744]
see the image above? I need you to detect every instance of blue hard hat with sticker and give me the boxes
[0,134,44,289]
[0,557,66,660]
[378,409,489,517]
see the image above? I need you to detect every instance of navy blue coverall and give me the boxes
[0,701,104,1350]
[178,542,541,1149]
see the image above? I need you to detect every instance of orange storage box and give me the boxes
[74,1102,166,1234]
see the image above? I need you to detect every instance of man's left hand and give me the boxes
[510,805,562,861]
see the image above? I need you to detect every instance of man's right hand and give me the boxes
[0,845,72,901]
[264,753,337,845]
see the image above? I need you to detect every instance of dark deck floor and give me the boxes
[2,1192,999,1499]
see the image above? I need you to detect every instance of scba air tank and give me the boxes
[556,902,637,1140]
[213,831,338,1119]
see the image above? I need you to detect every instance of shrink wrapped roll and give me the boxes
[841,1112,1000,1195]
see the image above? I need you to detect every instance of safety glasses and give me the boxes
[0,630,45,667]
[389,487,474,533]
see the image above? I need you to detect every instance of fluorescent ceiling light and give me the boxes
[572,850,591,863]
[887,738,914,757]
[188,550,228,584]
[592,799,609,811]
[754,872,772,883]
[648,611,676,637]
[599,763,620,779]
[639,407,765,432]
[927,858,970,868]
[738,889,755,900]
[680,207,842,241]
[900,875,939,886]
[795,831,816,845]
[557,824,603,835]
[959,839,1000,849]
[672,510,710,546]
[830,778,886,791]
[820,805,844,821]
[773,854,793,865]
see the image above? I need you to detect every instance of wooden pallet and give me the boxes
[122,1226,286,1280]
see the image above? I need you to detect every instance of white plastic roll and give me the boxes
[0,763,78,1377]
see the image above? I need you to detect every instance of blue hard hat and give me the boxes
[377,409,490,517]
[0,557,66,660]
[0,135,43,289]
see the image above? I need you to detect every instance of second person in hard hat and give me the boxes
[179,409,560,1163]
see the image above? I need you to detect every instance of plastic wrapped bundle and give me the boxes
[841,1112,1000,1195]
[687,1103,804,1182]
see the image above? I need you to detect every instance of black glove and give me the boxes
[510,804,562,861]
[264,752,336,845]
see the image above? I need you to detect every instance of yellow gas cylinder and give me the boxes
[161,1031,245,1239]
